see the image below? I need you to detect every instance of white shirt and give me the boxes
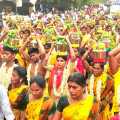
[0,62,17,89]
[0,85,14,120]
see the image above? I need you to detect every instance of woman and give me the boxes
[109,46,120,117]
[8,66,28,120]
[25,75,56,120]
[16,29,31,68]
[67,33,86,75]
[46,36,76,98]
[67,47,86,75]
[53,72,99,120]
[89,62,108,100]
[48,55,71,98]
[88,62,113,120]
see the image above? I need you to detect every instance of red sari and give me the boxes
[48,66,64,96]
[67,56,85,75]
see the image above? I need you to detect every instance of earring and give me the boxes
[20,79,23,83]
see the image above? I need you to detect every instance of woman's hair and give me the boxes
[44,43,51,49]
[93,62,105,69]
[56,55,68,61]
[67,72,86,87]
[13,66,28,85]
[28,48,39,55]
[23,29,31,36]
[30,75,46,89]
[78,48,86,56]
[3,46,18,53]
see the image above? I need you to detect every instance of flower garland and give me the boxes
[89,75,94,96]
[27,62,39,85]
[96,79,102,101]
[89,75,102,101]
[53,60,71,97]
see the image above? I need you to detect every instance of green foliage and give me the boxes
[73,0,106,8]
[41,0,106,9]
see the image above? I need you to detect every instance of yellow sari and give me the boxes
[111,68,120,115]
[16,52,28,68]
[89,72,107,99]
[89,72,111,120]
[16,47,29,68]
[25,97,44,120]
[25,97,55,120]
[8,85,28,120]
[9,85,28,104]
[62,95,94,120]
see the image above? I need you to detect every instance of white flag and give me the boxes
[16,0,22,7]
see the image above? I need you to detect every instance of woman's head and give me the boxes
[11,66,27,85]
[30,75,46,99]
[56,55,67,69]
[80,26,87,35]
[28,48,40,63]
[44,43,51,53]
[67,72,86,100]
[22,29,31,39]
[105,25,112,32]
[73,48,79,57]
[93,62,104,77]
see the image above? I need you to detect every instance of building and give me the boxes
[0,0,40,15]
[109,0,120,14]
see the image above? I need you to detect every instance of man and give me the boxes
[19,38,46,84]
[0,84,14,120]
[0,46,17,89]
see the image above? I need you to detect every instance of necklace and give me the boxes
[53,60,71,97]
[89,75,102,101]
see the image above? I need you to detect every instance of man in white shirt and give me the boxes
[0,84,14,120]
[0,46,17,89]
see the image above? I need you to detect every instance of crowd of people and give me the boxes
[0,4,120,120]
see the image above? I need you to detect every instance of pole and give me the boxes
[33,4,36,12]
[16,5,17,14]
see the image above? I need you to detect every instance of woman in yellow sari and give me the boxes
[109,46,120,118]
[16,29,31,68]
[86,60,114,120]
[53,72,99,120]
[8,66,28,120]
[25,75,56,120]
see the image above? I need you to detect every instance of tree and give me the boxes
[40,0,106,10]
[74,0,106,8]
